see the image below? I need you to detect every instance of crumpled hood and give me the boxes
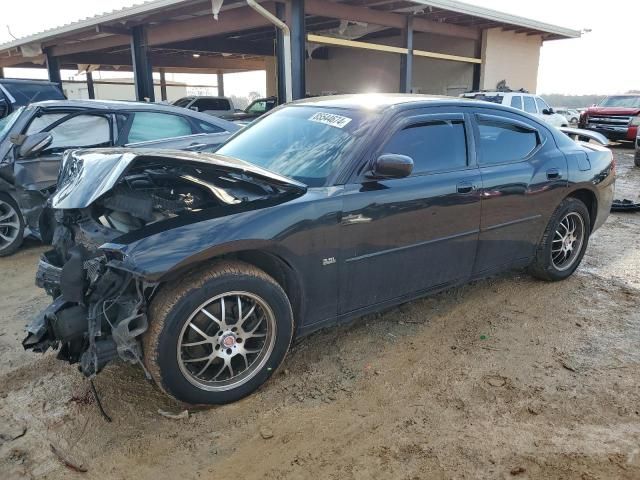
[51,148,306,210]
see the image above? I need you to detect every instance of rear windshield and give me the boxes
[172,98,193,108]
[2,82,65,105]
[598,96,640,108]
[217,106,376,187]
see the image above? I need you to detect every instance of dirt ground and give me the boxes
[1,148,639,480]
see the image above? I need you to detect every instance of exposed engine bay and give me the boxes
[24,149,305,377]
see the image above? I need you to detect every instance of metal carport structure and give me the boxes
[0,0,580,102]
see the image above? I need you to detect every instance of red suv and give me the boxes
[579,94,640,142]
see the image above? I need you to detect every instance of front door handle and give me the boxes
[456,181,476,194]
[547,168,562,180]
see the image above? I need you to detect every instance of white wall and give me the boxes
[62,81,188,101]
[480,28,542,93]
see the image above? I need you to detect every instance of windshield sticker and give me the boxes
[308,112,352,129]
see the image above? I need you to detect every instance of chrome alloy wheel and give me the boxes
[0,198,20,250]
[551,212,585,271]
[177,291,276,391]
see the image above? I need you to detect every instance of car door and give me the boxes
[14,111,113,191]
[471,110,568,276]
[339,110,482,315]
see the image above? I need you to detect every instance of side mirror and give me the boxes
[19,132,53,158]
[542,108,554,115]
[368,154,413,179]
[189,106,199,112]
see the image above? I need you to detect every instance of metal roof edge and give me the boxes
[410,0,581,39]
[0,0,191,51]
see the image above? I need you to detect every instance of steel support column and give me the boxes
[130,26,155,102]
[45,50,62,84]
[159,68,168,101]
[275,2,287,104]
[217,71,225,96]
[86,71,95,99]
[472,39,481,91]
[399,16,413,93]
[289,0,306,100]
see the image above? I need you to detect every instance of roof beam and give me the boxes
[59,52,267,70]
[163,38,275,56]
[305,0,480,40]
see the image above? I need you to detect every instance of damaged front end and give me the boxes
[25,254,150,376]
[25,148,305,377]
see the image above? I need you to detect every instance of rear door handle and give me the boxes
[547,168,561,180]
[456,181,476,194]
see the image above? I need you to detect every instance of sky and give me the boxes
[1,0,638,95]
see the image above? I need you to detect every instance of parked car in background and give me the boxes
[579,94,640,143]
[25,94,614,405]
[172,96,237,117]
[555,108,580,125]
[0,99,240,256]
[0,78,65,119]
[461,91,568,128]
[220,97,277,125]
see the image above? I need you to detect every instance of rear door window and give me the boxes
[476,116,539,165]
[510,96,523,110]
[126,112,194,143]
[382,119,468,174]
[523,96,538,114]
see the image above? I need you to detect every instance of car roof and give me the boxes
[26,99,241,130]
[291,93,505,112]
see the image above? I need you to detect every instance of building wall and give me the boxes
[306,32,476,96]
[480,28,542,93]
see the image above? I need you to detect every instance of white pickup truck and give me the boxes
[461,91,569,128]
[172,96,238,117]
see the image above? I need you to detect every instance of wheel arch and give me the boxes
[566,188,598,232]
[154,246,305,332]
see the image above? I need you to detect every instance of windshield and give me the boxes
[598,96,640,108]
[216,106,375,187]
[0,107,24,143]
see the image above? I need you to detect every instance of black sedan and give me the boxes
[24,94,615,405]
[0,99,240,255]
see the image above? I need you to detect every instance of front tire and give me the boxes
[0,193,24,257]
[143,260,294,405]
[529,198,590,282]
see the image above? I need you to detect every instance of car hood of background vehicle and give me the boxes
[51,148,307,210]
[585,107,640,116]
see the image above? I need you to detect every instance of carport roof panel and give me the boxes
[408,0,581,39]
[0,0,580,53]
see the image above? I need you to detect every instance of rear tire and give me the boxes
[0,193,24,257]
[143,260,294,405]
[529,198,590,282]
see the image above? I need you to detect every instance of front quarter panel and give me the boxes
[106,188,344,327]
